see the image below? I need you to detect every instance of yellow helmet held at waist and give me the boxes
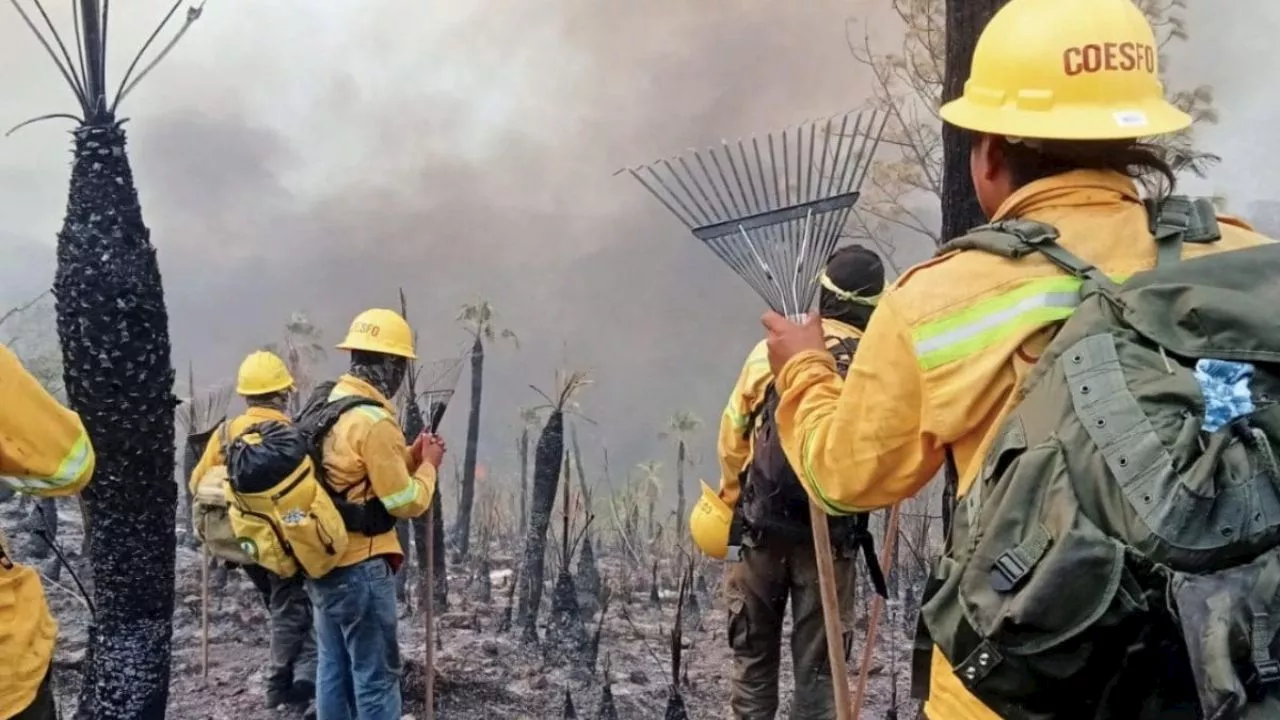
[236,351,295,396]
[690,480,733,560]
[939,0,1191,140]
[336,308,417,359]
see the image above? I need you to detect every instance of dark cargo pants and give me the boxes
[725,534,857,720]
[12,666,55,720]
[266,572,318,697]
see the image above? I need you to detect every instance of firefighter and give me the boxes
[0,344,96,720]
[760,0,1273,717]
[306,308,442,720]
[708,245,887,719]
[189,350,317,711]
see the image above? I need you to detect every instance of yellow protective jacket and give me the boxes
[322,374,435,567]
[772,170,1272,720]
[188,405,291,498]
[716,319,861,509]
[0,344,95,718]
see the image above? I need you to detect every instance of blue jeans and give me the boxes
[306,558,401,720]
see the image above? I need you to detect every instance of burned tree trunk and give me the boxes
[518,428,529,537]
[939,0,1007,543]
[674,439,687,539]
[517,408,564,641]
[59,123,177,718]
[457,334,484,558]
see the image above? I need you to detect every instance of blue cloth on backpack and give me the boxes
[1195,358,1256,432]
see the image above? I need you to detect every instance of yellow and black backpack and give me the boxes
[191,424,257,566]
[225,422,349,579]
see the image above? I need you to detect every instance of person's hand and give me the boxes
[763,310,826,377]
[409,433,427,469]
[422,433,446,469]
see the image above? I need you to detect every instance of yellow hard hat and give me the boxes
[689,481,732,560]
[236,351,294,396]
[939,0,1191,140]
[335,308,417,359]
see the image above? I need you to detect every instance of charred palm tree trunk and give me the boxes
[60,121,178,719]
[457,334,484,557]
[518,427,530,537]
[674,440,687,539]
[11,2,208,715]
[517,408,563,642]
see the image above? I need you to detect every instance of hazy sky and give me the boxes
[0,1,1275,500]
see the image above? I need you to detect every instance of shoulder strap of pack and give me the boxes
[1144,195,1222,267]
[742,336,859,441]
[941,218,1119,293]
[825,335,860,377]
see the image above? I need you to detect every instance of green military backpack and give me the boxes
[915,197,1280,720]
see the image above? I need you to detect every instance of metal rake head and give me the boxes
[625,109,888,319]
[415,347,469,432]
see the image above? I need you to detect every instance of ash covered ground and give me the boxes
[5,499,916,719]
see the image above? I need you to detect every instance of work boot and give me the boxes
[291,678,316,704]
[265,686,291,709]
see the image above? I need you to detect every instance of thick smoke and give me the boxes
[0,0,893,487]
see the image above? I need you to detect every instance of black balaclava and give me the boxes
[818,244,886,331]
[349,350,408,400]
[245,390,290,413]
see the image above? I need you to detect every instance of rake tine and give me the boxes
[752,136,788,264]
[659,158,715,226]
[794,208,814,314]
[733,139,764,217]
[812,113,850,264]
[706,146,746,220]
[643,163,706,228]
[814,116,837,201]
[676,156,729,226]
[709,236,779,312]
[721,141,757,218]
[856,110,891,190]
[740,226,789,315]
[691,150,739,223]
[804,120,819,205]
[835,111,870,196]
[629,168,697,229]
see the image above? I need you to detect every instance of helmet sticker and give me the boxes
[1112,110,1149,128]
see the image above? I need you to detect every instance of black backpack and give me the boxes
[737,335,888,598]
[293,381,400,537]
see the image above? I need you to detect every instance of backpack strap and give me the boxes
[1144,195,1222,267]
[943,219,1119,292]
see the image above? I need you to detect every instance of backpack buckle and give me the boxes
[1247,659,1280,699]
[989,550,1030,593]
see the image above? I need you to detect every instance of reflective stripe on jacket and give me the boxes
[772,170,1273,720]
[0,343,96,718]
[715,319,861,509]
[188,405,291,498]
[323,374,434,567]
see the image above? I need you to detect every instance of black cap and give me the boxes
[824,245,885,298]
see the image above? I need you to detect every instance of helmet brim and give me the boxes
[939,96,1192,141]
[335,340,418,360]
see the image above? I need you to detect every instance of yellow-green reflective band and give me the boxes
[800,431,864,515]
[381,480,421,510]
[354,405,391,423]
[912,278,1084,370]
[0,432,92,493]
[820,272,881,306]
[724,403,749,433]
